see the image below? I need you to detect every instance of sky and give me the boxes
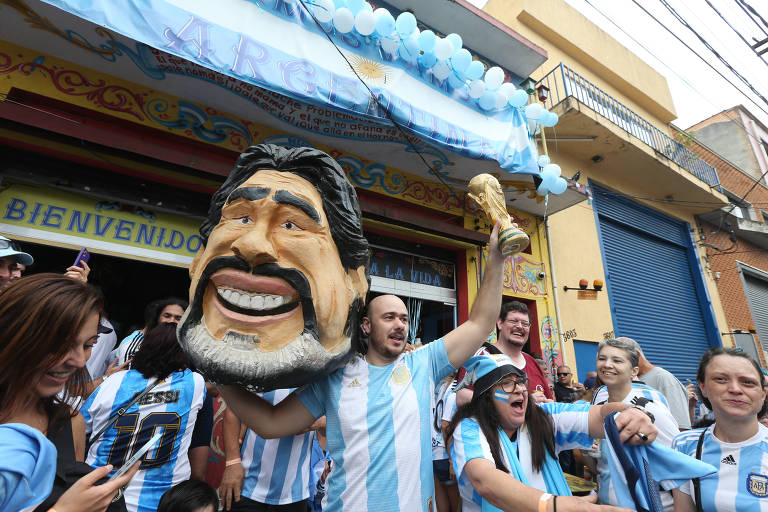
[469,0,768,130]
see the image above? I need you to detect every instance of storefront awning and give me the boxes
[37,0,539,174]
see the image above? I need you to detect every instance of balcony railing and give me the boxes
[536,63,721,189]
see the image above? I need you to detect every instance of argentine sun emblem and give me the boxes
[747,472,768,497]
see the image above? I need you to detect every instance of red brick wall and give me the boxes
[686,137,768,360]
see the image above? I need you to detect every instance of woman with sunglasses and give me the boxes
[671,347,768,512]
[446,353,657,512]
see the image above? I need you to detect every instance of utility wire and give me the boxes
[655,0,768,113]
[703,0,768,62]
[580,0,768,160]
[735,0,768,36]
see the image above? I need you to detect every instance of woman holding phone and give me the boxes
[0,274,138,512]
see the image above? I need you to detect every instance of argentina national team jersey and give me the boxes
[672,424,768,511]
[298,338,454,512]
[450,402,592,512]
[240,388,313,504]
[592,382,670,409]
[80,369,206,512]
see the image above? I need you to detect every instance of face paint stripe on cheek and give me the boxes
[494,390,511,403]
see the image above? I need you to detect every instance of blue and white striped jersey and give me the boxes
[80,369,206,512]
[595,385,679,511]
[672,424,768,511]
[298,338,454,512]
[112,330,144,367]
[592,382,670,409]
[450,402,592,512]
[240,388,313,505]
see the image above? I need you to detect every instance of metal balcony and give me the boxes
[537,63,721,189]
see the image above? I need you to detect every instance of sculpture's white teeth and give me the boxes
[216,287,293,311]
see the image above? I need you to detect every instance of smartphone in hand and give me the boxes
[107,431,163,482]
[73,248,90,268]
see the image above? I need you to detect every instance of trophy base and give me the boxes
[498,227,530,255]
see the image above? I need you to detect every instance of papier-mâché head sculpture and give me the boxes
[178,144,370,391]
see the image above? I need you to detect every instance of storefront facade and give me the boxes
[1,0,580,369]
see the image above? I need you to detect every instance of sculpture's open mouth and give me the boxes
[209,270,301,325]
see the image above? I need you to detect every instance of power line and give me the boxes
[655,0,768,113]
[735,0,768,37]
[579,0,768,163]
[704,0,768,62]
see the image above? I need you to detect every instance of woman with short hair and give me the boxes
[672,347,768,511]
[591,338,680,511]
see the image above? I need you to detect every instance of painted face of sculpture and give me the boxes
[179,145,369,390]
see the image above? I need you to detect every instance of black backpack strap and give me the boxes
[692,428,706,512]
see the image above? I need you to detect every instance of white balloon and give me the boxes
[498,82,517,100]
[311,0,335,22]
[333,7,355,33]
[355,10,376,35]
[433,38,454,61]
[432,61,451,80]
[525,103,545,120]
[494,91,507,110]
[484,66,505,90]
[468,79,486,99]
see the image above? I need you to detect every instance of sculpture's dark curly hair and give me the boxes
[132,323,189,379]
[199,144,369,272]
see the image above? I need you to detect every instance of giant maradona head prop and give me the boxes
[179,144,369,390]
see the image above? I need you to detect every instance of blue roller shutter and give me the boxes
[592,185,720,383]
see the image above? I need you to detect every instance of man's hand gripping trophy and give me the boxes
[468,174,530,255]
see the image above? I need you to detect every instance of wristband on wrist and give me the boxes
[538,493,553,512]
[630,404,655,423]
[225,458,242,467]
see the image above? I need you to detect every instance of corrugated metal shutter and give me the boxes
[744,272,768,352]
[592,185,718,383]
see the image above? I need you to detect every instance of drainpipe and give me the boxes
[544,216,567,365]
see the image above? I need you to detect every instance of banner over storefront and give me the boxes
[39,0,539,174]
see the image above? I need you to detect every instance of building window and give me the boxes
[722,188,754,221]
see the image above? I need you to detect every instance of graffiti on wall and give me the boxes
[503,254,547,297]
[540,316,562,379]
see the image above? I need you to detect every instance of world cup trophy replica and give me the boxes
[467,174,530,255]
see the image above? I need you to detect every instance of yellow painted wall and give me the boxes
[483,0,677,131]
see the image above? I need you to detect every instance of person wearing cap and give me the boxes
[0,235,33,288]
[446,354,658,512]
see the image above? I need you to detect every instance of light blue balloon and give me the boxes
[466,60,484,80]
[332,0,347,7]
[446,33,463,52]
[347,0,365,14]
[537,155,550,167]
[450,49,472,74]
[448,72,466,89]
[417,30,436,53]
[540,111,559,127]
[375,11,396,36]
[537,182,549,196]
[420,51,437,69]
[395,12,417,37]
[509,89,528,107]
[399,34,419,61]
[550,177,568,194]
[540,169,557,187]
[478,91,496,110]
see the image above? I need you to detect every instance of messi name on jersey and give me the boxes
[132,390,181,406]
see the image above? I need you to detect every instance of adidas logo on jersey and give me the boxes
[348,378,361,388]
[721,454,736,466]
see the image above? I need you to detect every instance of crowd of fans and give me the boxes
[1,233,767,512]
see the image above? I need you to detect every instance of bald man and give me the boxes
[220,224,505,512]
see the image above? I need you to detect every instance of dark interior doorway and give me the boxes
[14,240,190,342]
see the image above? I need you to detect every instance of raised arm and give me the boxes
[218,385,315,439]
[444,222,504,368]
[464,458,631,512]
[587,403,658,444]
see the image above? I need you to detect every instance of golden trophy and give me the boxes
[468,174,530,255]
